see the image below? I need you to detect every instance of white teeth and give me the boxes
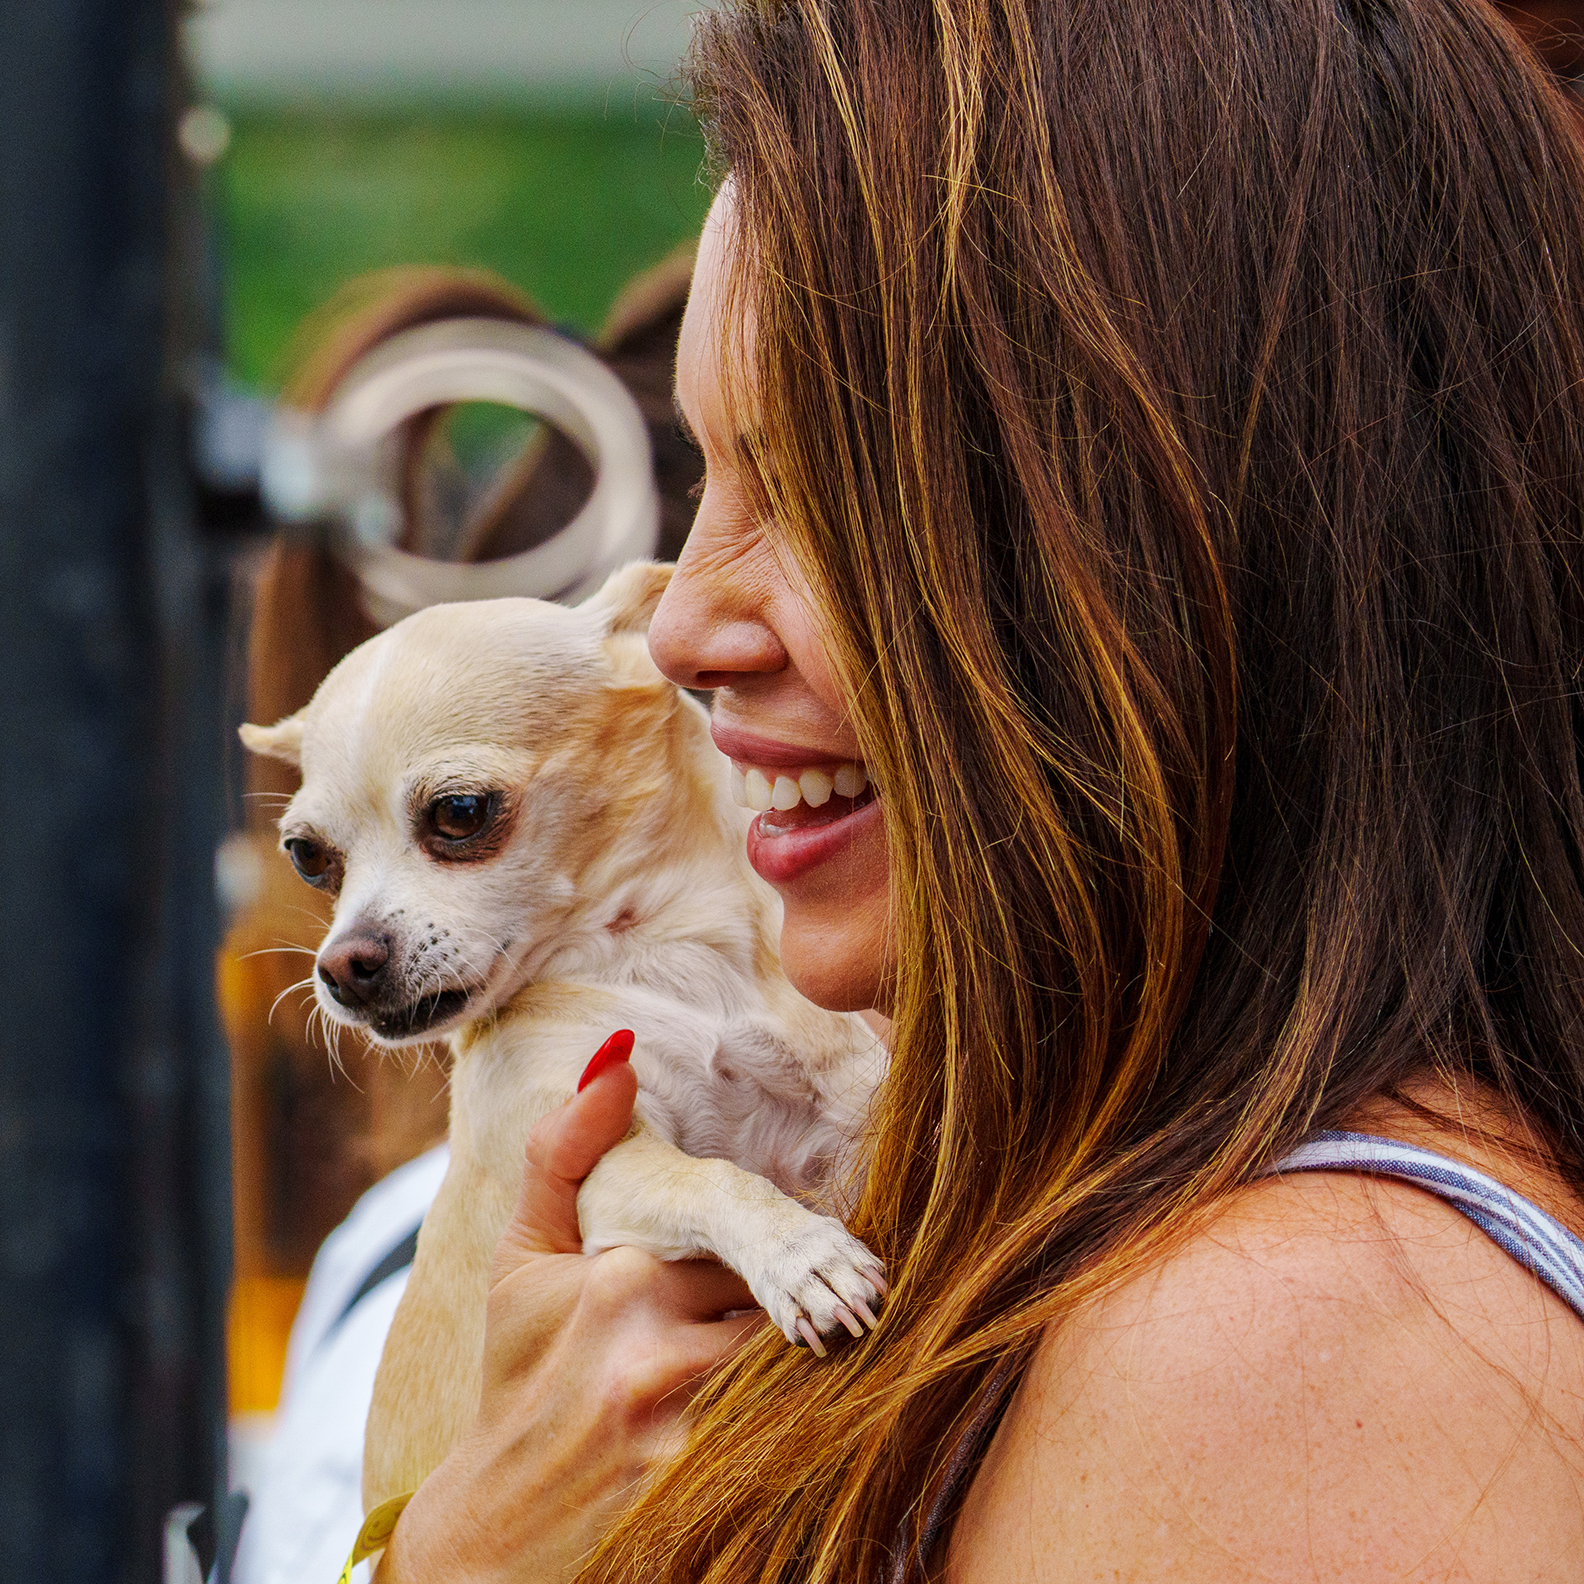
[832,763,868,799]
[799,768,834,807]
[731,760,868,812]
[743,767,774,812]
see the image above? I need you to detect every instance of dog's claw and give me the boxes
[796,1316,828,1356]
[746,1213,885,1353]
[852,1297,879,1330]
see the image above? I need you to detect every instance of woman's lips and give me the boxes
[745,789,881,885]
[711,721,879,886]
[709,721,857,769]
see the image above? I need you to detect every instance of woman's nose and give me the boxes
[648,540,787,692]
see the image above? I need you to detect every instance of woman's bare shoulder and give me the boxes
[947,1167,1584,1582]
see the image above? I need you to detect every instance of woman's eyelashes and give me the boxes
[674,414,706,460]
[675,417,709,503]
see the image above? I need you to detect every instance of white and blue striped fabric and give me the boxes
[1275,1129,1584,1320]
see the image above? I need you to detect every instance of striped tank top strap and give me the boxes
[1274,1130,1584,1321]
[894,1132,1584,1579]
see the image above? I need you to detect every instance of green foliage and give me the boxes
[216,105,713,390]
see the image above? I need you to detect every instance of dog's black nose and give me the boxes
[318,933,391,1008]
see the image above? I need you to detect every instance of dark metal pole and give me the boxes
[0,2,237,1580]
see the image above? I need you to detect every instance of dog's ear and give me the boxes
[239,712,306,767]
[585,560,673,637]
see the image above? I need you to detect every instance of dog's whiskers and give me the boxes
[238,942,317,962]
[268,975,318,1026]
[419,1047,453,1095]
[305,1000,360,1087]
[329,1010,350,1077]
[475,928,516,966]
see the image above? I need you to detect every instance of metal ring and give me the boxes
[261,317,660,623]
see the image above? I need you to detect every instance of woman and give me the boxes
[385,0,1584,1577]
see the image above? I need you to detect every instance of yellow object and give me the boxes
[227,1274,307,1415]
[337,1493,414,1584]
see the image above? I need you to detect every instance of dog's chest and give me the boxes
[648,1026,839,1198]
[451,1004,865,1203]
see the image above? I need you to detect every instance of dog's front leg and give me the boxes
[576,1128,885,1349]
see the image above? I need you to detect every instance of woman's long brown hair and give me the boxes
[588,2,1584,1579]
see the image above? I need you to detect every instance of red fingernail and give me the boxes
[577,1029,635,1092]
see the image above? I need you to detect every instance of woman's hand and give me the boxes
[380,1048,763,1583]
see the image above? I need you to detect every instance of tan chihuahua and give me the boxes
[241,562,887,1509]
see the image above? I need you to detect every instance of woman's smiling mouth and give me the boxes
[711,724,880,885]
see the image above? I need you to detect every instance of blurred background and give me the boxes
[3,2,1583,1582]
[185,0,712,388]
[188,2,715,1577]
[0,2,711,1580]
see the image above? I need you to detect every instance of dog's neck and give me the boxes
[472,677,786,1032]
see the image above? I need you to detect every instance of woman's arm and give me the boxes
[380,1061,761,1583]
[947,1170,1584,1582]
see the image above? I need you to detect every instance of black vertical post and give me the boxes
[0,2,235,1581]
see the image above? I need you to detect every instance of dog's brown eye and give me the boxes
[429,794,492,842]
[285,837,332,882]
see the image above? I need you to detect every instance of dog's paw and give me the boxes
[742,1214,887,1357]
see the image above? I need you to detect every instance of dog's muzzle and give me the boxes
[318,931,472,1040]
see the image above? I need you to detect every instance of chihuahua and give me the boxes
[241,561,887,1508]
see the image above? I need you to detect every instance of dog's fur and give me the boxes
[242,562,886,1508]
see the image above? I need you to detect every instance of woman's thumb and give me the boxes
[497,1032,638,1261]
